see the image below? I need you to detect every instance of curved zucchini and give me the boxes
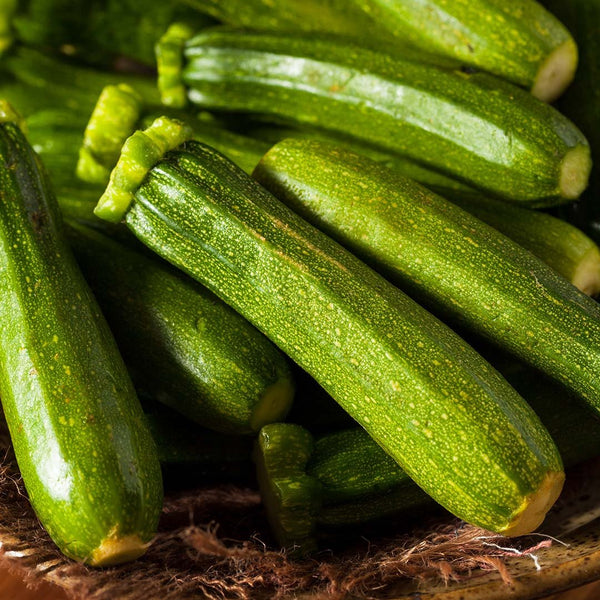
[177,30,590,206]
[65,220,294,435]
[254,139,600,409]
[95,118,565,537]
[0,102,162,566]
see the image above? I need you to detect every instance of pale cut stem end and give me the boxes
[94,116,193,223]
[89,533,149,567]
[531,38,578,103]
[501,470,565,537]
[572,246,600,297]
[249,377,295,432]
[77,83,143,185]
[560,145,592,201]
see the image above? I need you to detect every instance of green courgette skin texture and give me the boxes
[0,116,162,564]
[66,221,294,435]
[116,140,563,534]
[254,139,600,411]
[181,30,590,206]
[177,0,574,96]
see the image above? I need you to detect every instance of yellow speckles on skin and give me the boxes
[411,419,420,427]
[350,358,359,365]
[52,335,58,343]
[59,416,67,425]
[390,380,401,391]
[69,417,75,426]
[63,365,71,376]
[441,413,449,420]
[424,429,433,439]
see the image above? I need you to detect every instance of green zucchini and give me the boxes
[254,139,600,409]
[0,46,159,120]
[95,117,565,537]
[176,30,590,206]
[182,0,576,101]
[7,0,214,66]
[448,194,600,296]
[0,102,163,566]
[257,354,600,551]
[65,220,294,435]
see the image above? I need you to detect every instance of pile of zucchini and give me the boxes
[0,0,599,569]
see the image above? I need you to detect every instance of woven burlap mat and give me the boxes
[0,423,592,600]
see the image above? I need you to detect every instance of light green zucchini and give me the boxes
[254,138,600,410]
[176,30,590,206]
[0,102,163,566]
[94,117,565,537]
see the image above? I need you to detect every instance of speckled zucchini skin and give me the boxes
[66,221,294,435]
[354,0,575,98]
[254,139,600,411]
[0,112,162,564]
[181,30,590,206]
[112,140,564,534]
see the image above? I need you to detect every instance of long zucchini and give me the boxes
[175,30,590,206]
[65,220,294,435]
[254,139,600,409]
[0,102,163,566]
[182,0,576,101]
[95,117,564,537]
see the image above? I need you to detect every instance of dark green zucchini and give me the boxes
[6,0,214,66]
[0,102,162,566]
[175,29,590,206]
[254,139,600,410]
[65,220,294,435]
[181,1,576,101]
[95,118,565,537]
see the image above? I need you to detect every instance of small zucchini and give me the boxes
[175,29,591,206]
[95,117,564,537]
[254,139,600,410]
[0,102,162,566]
[66,220,294,435]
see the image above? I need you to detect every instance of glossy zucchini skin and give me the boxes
[99,132,564,536]
[0,106,162,566]
[254,139,600,411]
[180,30,590,206]
[66,220,294,435]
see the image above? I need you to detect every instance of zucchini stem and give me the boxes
[532,39,578,103]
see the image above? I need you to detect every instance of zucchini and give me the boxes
[257,353,600,551]
[95,117,565,536]
[176,30,590,206]
[448,194,600,296]
[0,102,163,566]
[7,0,214,66]
[182,0,576,101]
[254,139,600,409]
[243,123,600,295]
[65,220,294,435]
